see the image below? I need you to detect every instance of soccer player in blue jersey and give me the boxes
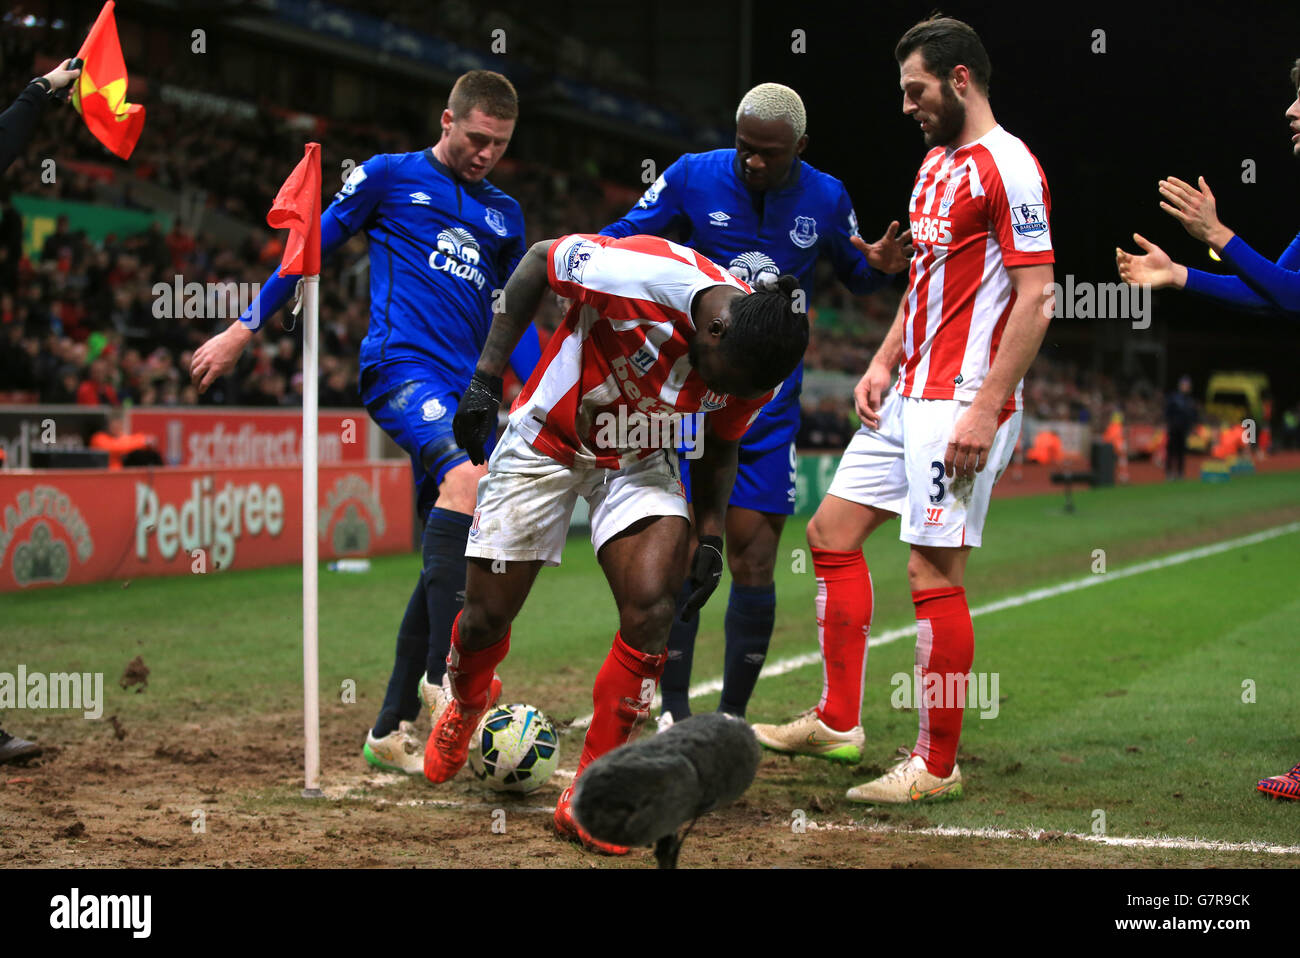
[600,82,912,725]
[1115,58,1300,801]
[190,71,541,775]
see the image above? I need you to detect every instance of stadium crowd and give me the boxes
[5,27,1286,452]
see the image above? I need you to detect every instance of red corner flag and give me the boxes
[71,2,145,160]
[267,143,322,277]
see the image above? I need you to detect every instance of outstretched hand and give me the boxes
[853,220,914,274]
[1159,175,1233,249]
[1115,232,1184,289]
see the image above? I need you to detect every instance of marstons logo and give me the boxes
[318,475,387,557]
[0,486,94,588]
[430,228,486,289]
[13,522,69,586]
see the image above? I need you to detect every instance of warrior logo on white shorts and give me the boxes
[469,510,481,538]
[421,398,446,421]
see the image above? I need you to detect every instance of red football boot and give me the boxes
[1256,762,1300,800]
[422,672,504,783]
[553,784,629,856]
[423,699,484,783]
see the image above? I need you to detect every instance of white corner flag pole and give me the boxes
[302,272,323,798]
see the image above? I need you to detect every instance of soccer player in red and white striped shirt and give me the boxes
[752,16,1055,803]
[429,233,808,852]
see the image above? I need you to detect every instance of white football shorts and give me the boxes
[825,390,1021,548]
[465,421,689,567]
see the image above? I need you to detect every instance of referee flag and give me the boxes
[71,1,145,160]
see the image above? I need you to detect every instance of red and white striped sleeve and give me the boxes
[975,135,1054,267]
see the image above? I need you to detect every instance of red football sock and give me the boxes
[446,611,509,710]
[577,633,666,778]
[911,586,973,778]
[811,547,872,732]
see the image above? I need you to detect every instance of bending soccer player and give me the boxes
[1116,57,1300,800]
[190,72,540,774]
[752,16,1054,803]
[433,233,809,854]
[600,82,911,727]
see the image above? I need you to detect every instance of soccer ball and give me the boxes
[468,704,560,793]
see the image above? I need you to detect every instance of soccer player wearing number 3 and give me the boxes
[752,17,1055,804]
[1116,58,1300,801]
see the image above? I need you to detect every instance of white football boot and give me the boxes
[750,708,864,764]
[845,752,963,804]
[363,720,425,775]
[420,673,452,725]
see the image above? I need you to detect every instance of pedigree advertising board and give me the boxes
[0,463,413,591]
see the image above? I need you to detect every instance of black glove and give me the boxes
[679,535,724,622]
[452,370,502,465]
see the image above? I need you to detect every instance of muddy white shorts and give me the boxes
[465,422,689,566]
[825,390,1021,548]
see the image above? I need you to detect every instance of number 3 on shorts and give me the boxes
[929,460,945,504]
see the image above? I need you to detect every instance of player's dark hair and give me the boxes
[895,15,992,94]
[448,70,519,121]
[723,274,809,392]
[1291,58,1300,91]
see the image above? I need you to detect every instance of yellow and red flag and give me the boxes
[267,143,322,276]
[71,2,145,160]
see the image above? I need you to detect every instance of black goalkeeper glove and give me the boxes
[679,535,724,622]
[453,370,503,465]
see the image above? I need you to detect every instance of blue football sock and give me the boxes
[718,582,776,718]
[660,580,698,719]
[421,507,473,685]
[372,578,429,738]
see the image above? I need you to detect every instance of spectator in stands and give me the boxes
[40,214,75,263]
[1165,375,1197,479]
[76,357,119,406]
[1283,404,1300,450]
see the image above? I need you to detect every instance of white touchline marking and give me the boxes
[570,520,1300,730]
[803,821,1300,856]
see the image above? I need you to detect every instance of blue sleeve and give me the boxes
[507,324,542,383]
[239,155,389,331]
[239,211,352,331]
[599,156,691,240]
[499,202,527,279]
[1217,232,1300,315]
[1183,232,1300,316]
[825,184,887,296]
